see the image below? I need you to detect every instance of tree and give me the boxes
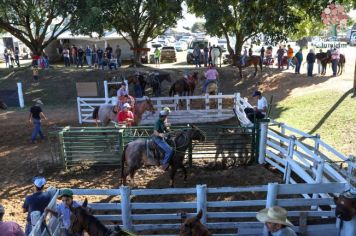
[186,0,349,65]
[191,22,205,33]
[77,0,183,65]
[0,0,78,55]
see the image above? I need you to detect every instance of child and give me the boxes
[32,66,39,85]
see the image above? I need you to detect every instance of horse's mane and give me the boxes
[79,207,110,233]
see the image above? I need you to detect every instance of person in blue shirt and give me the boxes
[22,177,51,235]
[45,189,81,236]
[153,110,173,171]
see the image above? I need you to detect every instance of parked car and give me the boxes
[350,32,356,46]
[186,39,209,64]
[160,46,177,63]
[174,41,188,51]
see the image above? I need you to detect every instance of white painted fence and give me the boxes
[77,93,253,125]
[33,182,351,236]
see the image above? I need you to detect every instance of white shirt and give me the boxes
[257,96,268,115]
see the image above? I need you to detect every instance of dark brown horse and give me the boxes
[69,199,135,236]
[334,191,356,221]
[180,210,211,236]
[237,55,262,79]
[0,101,7,110]
[316,52,346,75]
[121,125,206,187]
[169,72,199,96]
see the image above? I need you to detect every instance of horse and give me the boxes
[169,72,199,97]
[316,52,346,75]
[237,55,262,79]
[206,83,218,95]
[334,190,356,222]
[0,101,8,110]
[128,71,171,97]
[121,125,206,187]
[68,198,135,236]
[179,210,211,236]
[92,97,156,126]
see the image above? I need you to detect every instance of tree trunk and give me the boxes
[131,40,143,67]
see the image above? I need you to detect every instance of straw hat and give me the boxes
[256,206,293,227]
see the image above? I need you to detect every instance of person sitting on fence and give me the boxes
[117,83,128,109]
[244,91,267,123]
[45,189,81,236]
[22,176,51,235]
[109,57,118,70]
[153,110,173,171]
[202,65,219,93]
[0,204,25,236]
[256,206,297,236]
[117,103,134,126]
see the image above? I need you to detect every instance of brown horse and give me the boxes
[69,199,135,236]
[316,52,346,75]
[92,97,155,126]
[334,191,356,221]
[237,55,262,79]
[121,125,206,187]
[169,72,199,96]
[180,210,211,236]
[0,101,7,110]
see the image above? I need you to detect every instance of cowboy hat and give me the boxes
[256,206,293,227]
[34,99,43,105]
[33,176,46,188]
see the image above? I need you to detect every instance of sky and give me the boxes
[176,2,203,29]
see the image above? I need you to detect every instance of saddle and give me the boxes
[145,135,175,166]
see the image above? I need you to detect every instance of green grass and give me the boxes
[271,90,356,155]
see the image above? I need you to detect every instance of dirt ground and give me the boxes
[0,47,355,229]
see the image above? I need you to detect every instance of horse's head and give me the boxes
[68,198,89,234]
[0,101,8,110]
[189,125,206,142]
[180,210,211,236]
[163,73,172,82]
[192,72,199,81]
[334,191,356,221]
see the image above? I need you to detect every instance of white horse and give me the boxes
[211,47,221,67]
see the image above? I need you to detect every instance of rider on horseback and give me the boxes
[153,109,173,171]
[202,65,218,93]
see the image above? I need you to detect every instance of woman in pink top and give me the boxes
[0,204,25,236]
[202,66,219,93]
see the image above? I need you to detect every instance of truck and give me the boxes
[186,37,218,64]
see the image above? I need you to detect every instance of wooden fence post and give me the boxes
[258,121,269,164]
[157,100,162,112]
[120,186,132,231]
[196,184,207,225]
[311,159,324,210]
[263,183,279,236]
[284,136,296,184]
[205,93,210,110]
[174,95,179,110]
[104,80,109,103]
[218,92,222,115]
[77,97,82,124]
[17,82,24,108]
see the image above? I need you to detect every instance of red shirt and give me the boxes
[117,110,134,126]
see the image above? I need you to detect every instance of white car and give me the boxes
[174,41,188,51]
[350,32,356,46]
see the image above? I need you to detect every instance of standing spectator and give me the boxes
[85,46,92,67]
[115,45,122,67]
[331,47,340,77]
[241,46,248,66]
[286,45,294,69]
[9,49,15,67]
[208,46,213,66]
[106,44,113,59]
[29,100,47,143]
[260,46,265,62]
[244,91,268,123]
[77,47,84,68]
[117,103,134,126]
[256,206,297,236]
[70,45,77,65]
[306,49,316,77]
[32,65,39,85]
[193,45,201,68]
[97,47,104,67]
[92,45,98,69]
[277,46,285,69]
[0,204,25,236]
[154,47,161,67]
[4,49,9,68]
[203,45,209,67]
[317,49,323,74]
[248,46,253,57]
[63,47,70,67]
[22,176,51,235]
[294,49,303,74]
[133,74,143,98]
[14,47,20,67]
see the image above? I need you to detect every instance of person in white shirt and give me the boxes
[244,90,267,123]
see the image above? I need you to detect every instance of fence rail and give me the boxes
[32,182,349,236]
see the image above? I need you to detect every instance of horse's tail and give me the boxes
[121,144,128,184]
[92,106,99,119]
[169,83,175,96]
[259,56,263,71]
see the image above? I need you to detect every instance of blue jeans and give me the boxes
[86,55,92,66]
[204,54,208,66]
[153,137,173,165]
[202,80,216,93]
[64,57,70,67]
[295,61,301,73]
[31,119,44,142]
[307,63,314,76]
[194,56,201,67]
[134,84,143,97]
[77,57,83,67]
[287,58,294,69]
[332,59,338,76]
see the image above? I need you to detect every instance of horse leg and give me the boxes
[254,65,257,77]
[180,164,188,183]
[169,167,177,188]
[238,66,242,79]
[129,170,136,188]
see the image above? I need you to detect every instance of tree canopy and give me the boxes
[0,0,79,55]
[191,22,205,33]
